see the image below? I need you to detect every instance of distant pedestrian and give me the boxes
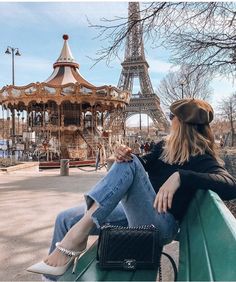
[144,142,150,154]
[132,140,141,156]
[220,137,225,148]
[95,143,106,170]
[140,142,145,155]
[149,140,155,151]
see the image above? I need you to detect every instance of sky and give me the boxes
[0,1,235,126]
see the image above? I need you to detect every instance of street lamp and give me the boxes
[5,46,21,157]
[5,46,21,85]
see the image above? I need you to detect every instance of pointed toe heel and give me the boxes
[27,259,73,276]
[26,242,86,276]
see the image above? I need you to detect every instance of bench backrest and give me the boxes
[178,190,236,281]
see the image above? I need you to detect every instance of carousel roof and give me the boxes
[0,34,130,108]
[45,34,95,87]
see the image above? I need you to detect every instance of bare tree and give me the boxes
[90,2,236,77]
[211,117,230,140]
[218,93,236,146]
[156,65,213,107]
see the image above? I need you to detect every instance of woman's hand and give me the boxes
[153,172,181,213]
[115,145,133,163]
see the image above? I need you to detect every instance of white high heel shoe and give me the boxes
[26,242,86,276]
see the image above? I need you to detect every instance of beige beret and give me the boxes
[170,98,214,125]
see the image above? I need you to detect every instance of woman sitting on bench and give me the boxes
[27,98,236,279]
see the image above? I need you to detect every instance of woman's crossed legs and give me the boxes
[34,156,178,274]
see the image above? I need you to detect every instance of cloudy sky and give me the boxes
[0,1,235,125]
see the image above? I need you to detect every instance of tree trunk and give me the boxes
[230,118,235,147]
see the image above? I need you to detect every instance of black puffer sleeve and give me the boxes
[178,156,236,200]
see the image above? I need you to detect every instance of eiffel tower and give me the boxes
[117,2,168,132]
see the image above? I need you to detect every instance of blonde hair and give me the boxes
[160,119,222,165]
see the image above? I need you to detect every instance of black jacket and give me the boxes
[139,141,236,221]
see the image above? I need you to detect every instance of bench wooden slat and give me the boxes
[178,196,214,281]
[196,191,236,281]
[178,190,236,281]
[177,219,190,281]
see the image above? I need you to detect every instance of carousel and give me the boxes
[0,35,129,164]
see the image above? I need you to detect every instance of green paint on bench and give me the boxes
[60,189,236,281]
[178,190,236,281]
[59,240,158,281]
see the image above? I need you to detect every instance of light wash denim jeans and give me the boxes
[48,203,128,254]
[85,155,178,245]
[44,155,178,281]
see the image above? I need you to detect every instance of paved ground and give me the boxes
[0,165,178,281]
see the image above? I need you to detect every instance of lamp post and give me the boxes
[5,46,21,157]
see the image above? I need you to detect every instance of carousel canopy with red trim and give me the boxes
[45,34,95,87]
[0,34,130,108]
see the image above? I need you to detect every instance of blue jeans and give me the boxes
[45,155,178,280]
[48,203,128,254]
[85,155,178,245]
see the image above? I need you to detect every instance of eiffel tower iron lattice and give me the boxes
[116,2,169,132]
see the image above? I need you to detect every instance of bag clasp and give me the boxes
[123,259,137,270]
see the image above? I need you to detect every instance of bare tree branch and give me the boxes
[156,65,213,107]
[88,2,236,76]
[218,93,236,146]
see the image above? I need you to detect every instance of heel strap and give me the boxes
[55,242,86,257]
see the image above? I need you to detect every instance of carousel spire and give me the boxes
[45,34,94,87]
[53,34,78,68]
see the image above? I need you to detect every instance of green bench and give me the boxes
[178,190,236,281]
[60,190,236,281]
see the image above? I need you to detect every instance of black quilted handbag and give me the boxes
[97,224,162,270]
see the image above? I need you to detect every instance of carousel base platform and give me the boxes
[39,159,96,169]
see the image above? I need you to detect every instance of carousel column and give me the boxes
[26,107,30,130]
[17,111,20,138]
[28,105,33,129]
[21,112,24,136]
[7,108,11,156]
[32,109,35,129]
[25,107,30,157]
[91,106,95,157]
[58,103,69,175]
[21,112,25,160]
[94,106,97,128]
[40,107,43,127]
[42,103,45,127]
[2,105,5,140]
[79,103,83,127]
[11,108,16,158]
[83,108,86,129]
[58,103,61,160]
[101,112,104,128]
[0,106,4,157]
[123,111,126,138]
[76,102,79,126]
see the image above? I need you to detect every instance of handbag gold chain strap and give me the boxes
[101,224,157,230]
